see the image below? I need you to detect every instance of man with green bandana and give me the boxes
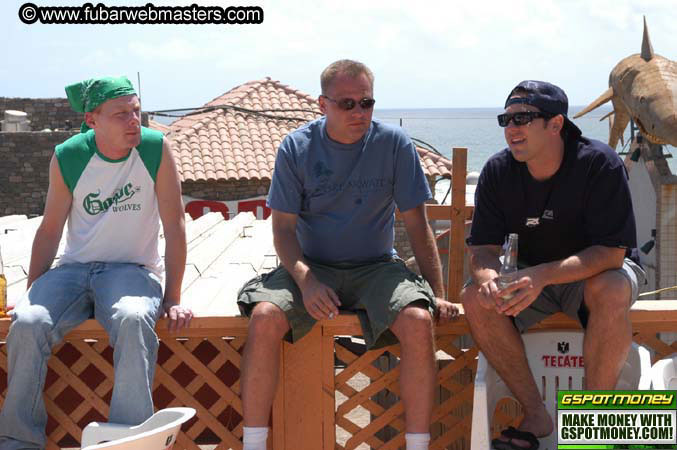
[0,76,191,450]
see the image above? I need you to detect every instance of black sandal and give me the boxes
[491,426,540,450]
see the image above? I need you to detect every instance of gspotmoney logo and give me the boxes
[83,183,138,215]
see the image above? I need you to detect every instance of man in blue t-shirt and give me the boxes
[237,60,458,450]
[462,80,645,449]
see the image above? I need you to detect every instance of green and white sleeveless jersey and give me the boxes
[55,127,164,277]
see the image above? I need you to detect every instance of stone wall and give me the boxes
[182,180,270,201]
[0,147,274,218]
[1,98,82,131]
[394,219,412,260]
[0,131,76,216]
[0,97,150,132]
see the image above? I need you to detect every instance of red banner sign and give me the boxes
[183,195,271,221]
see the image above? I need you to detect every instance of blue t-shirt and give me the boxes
[467,136,638,266]
[267,117,432,263]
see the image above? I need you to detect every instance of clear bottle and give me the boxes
[0,245,6,316]
[497,233,518,301]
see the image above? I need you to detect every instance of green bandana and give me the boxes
[65,76,137,132]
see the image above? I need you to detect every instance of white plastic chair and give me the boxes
[81,407,196,449]
[650,352,677,389]
[471,331,651,450]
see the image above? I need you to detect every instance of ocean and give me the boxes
[373,107,677,201]
[374,107,677,174]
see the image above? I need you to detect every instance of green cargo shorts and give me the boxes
[237,257,437,349]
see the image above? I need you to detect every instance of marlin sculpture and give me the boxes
[574,17,677,149]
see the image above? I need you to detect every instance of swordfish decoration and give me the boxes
[574,17,677,149]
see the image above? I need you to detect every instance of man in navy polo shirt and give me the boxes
[461,80,645,449]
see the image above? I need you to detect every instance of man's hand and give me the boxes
[163,303,194,332]
[300,277,340,320]
[434,298,459,323]
[496,266,547,317]
[477,278,503,310]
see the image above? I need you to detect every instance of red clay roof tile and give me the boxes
[167,77,452,182]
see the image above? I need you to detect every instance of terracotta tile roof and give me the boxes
[148,119,171,134]
[417,147,453,178]
[168,77,452,182]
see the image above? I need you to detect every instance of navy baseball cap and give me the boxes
[505,80,582,137]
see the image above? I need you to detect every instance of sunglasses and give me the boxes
[322,96,376,111]
[497,111,553,127]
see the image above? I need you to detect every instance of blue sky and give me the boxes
[2,0,676,111]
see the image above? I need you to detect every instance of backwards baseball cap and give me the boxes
[504,80,581,137]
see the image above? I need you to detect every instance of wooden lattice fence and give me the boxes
[1,306,677,449]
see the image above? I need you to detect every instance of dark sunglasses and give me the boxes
[497,111,553,127]
[322,96,376,111]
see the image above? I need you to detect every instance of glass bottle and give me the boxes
[497,233,518,300]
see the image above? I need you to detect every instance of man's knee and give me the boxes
[460,285,476,306]
[584,270,631,313]
[248,302,290,341]
[110,299,158,344]
[113,300,156,324]
[392,304,433,343]
[8,305,52,342]
[459,286,485,321]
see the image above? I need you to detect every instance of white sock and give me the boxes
[243,426,268,450]
[405,432,430,450]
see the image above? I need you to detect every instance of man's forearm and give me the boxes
[274,230,314,289]
[163,226,187,305]
[535,245,626,286]
[26,227,62,288]
[469,244,625,288]
[468,246,502,286]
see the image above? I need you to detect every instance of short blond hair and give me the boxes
[320,59,374,95]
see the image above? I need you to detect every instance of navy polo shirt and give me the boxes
[467,136,637,266]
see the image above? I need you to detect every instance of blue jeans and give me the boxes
[0,262,163,450]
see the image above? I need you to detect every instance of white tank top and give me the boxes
[55,127,164,278]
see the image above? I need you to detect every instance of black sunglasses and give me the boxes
[497,111,553,127]
[322,96,376,111]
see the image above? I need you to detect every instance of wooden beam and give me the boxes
[448,148,467,302]
[425,204,474,221]
[280,325,324,449]
[3,300,675,341]
[322,330,336,449]
[0,316,250,340]
[396,204,474,221]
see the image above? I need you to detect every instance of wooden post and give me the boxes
[271,347,285,450]
[277,324,325,449]
[447,147,467,302]
[322,330,336,449]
